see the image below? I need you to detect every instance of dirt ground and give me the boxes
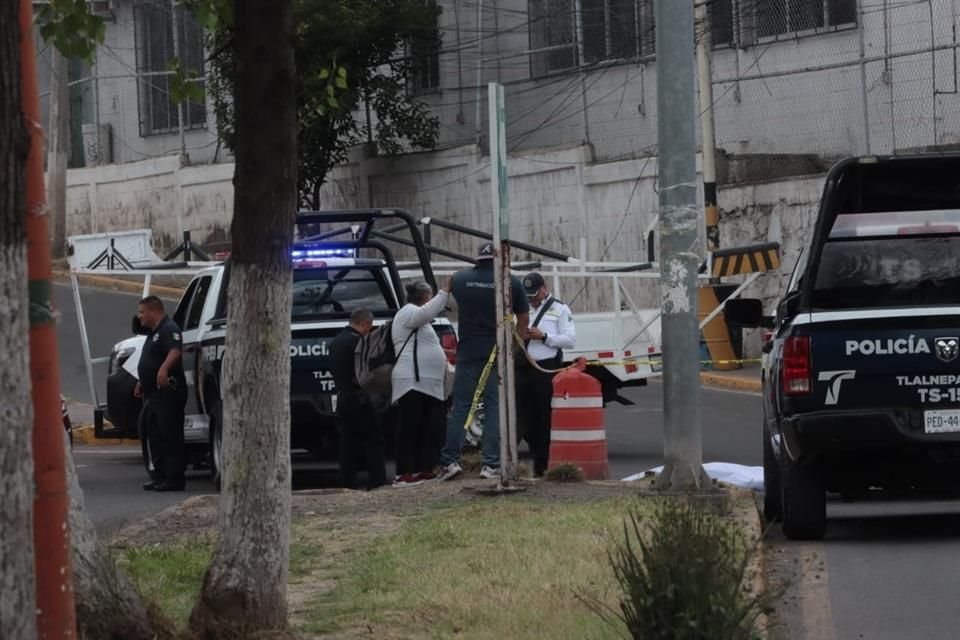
[110,477,661,549]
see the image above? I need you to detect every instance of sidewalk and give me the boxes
[699,364,762,392]
[66,401,139,446]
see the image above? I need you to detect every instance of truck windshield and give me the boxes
[813,210,960,309]
[292,266,397,319]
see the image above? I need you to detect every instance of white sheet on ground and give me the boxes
[621,462,764,490]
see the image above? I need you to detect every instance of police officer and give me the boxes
[134,296,188,491]
[517,272,575,477]
[437,242,530,481]
[330,308,387,490]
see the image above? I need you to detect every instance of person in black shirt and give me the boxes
[329,308,386,490]
[135,296,188,491]
[437,242,530,480]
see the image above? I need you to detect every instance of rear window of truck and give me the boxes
[292,266,397,320]
[813,210,960,309]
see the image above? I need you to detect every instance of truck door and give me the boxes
[177,275,214,417]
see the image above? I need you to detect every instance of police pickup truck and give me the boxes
[103,210,455,485]
[753,154,960,540]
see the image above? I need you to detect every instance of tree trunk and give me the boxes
[0,5,36,638]
[64,431,174,639]
[190,0,297,636]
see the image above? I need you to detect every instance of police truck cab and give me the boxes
[756,154,960,540]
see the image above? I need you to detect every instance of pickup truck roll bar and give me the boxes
[295,209,437,290]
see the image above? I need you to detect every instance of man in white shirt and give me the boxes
[517,272,576,476]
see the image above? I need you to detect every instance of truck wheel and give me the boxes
[137,404,154,477]
[780,454,826,540]
[209,399,224,490]
[763,428,782,522]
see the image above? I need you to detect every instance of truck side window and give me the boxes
[172,279,199,329]
[185,276,213,330]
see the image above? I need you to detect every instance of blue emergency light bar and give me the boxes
[290,242,356,260]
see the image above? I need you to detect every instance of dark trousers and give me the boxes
[516,357,558,476]
[395,390,445,476]
[144,385,187,485]
[337,391,387,490]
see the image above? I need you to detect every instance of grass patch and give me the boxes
[303,498,641,639]
[121,531,328,631]
[545,462,586,483]
[119,539,212,628]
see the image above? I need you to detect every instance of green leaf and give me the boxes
[319,68,330,80]
[335,77,348,89]
[327,96,338,108]
[337,66,347,79]
[326,85,335,97]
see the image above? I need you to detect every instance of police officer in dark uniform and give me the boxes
[329,308,387,490]
[134,295,188,491]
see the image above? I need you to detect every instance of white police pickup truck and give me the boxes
[101,210,456,485]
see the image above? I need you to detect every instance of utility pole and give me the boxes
[489,82,519,486]
[47,47,69,259]
[695,0,719,253]
[653,0,709,491]
[170,0,187,162]
[21,0,77,634]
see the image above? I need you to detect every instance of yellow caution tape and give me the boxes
[463,344,498,432]
[460,320,760,432]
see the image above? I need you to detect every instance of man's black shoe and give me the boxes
[153,482,185,492]
[142,481,158,491]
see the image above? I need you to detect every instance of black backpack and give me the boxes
[353,321,415,413]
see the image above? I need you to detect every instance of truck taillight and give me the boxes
[782,336,811,396]
[441,332,458,365]
[624,350,638,374]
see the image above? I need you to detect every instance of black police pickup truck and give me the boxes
[756,154,960,540]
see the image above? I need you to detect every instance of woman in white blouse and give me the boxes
[391,277,453,485]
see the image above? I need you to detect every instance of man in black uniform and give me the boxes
[134,296,188,491]
[330,308,386,490]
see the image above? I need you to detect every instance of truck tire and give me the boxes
[780,454,826,540]
[763,428,782,522]
[209,398,223,490]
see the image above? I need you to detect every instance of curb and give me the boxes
[72,424,140,447]
[52,269,185,299]
[700,371,762,393]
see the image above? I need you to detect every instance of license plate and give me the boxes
[924,410,960,434]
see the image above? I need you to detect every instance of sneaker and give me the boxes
[392,473,424,487]
[437,462,463,482]
[479,465,500,479]
[416,471,437,481]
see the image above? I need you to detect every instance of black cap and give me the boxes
[523,272,545,296]
[477,242,495,260]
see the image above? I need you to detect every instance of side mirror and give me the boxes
[131,315,150,336]
[776,292,801,327]
[723,298,764,328]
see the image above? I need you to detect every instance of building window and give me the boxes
[410,21,441,94]
[135,0,206,136]
[711,0,735,47]
[755,0,856,39]
[529,0,655,77]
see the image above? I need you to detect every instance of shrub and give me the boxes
[544,462,586,483]
[604,500,770,640]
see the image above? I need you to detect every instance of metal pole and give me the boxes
[695,0,719,253]
[857,0,872,154]
[72,274,100,410]
[653,0,708,491]
[574,0,591,144]
[170,0,187,161]
[475,0,484,141]
[489,82,516,485]
[48,47,69,258]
